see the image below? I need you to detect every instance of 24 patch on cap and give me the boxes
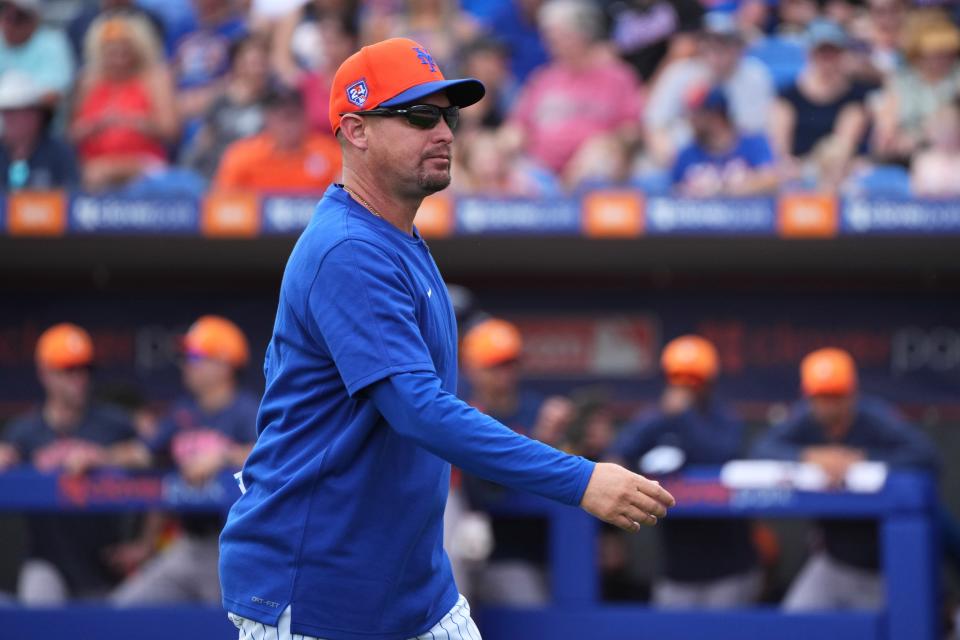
[346,79,368,107]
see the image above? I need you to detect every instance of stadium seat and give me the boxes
[630,171,672,196]
[119,168,209,198]
[847,164,912,197]
[747,36,807,90]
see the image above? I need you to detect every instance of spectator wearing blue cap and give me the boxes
[645,11,774,168]
[671,84,779,197]
[769,20,870,190]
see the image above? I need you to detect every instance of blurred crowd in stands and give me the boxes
[0,295,945,613]
[2,0,960,198]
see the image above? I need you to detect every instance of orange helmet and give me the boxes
[35,323,95,370]
[801,348,857,397]
[462,318,522,369]
[661,335,719,387]
[182,315,249,368]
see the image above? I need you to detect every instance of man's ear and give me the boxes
[339,114,369,151]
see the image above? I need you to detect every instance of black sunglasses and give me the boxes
[344,104,460,131]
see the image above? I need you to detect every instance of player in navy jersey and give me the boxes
[219,37,675,640]
[112,315,258,605]
[753,348,938,610]
[610,335,760,608]
[458,318,575,606]
[0,323,144,603]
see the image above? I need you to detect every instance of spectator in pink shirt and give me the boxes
[500,0,643,181]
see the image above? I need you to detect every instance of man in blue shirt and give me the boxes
[671,85,779,197]
[752,347,938,610]
[219,38,675,640]
[609,335,760,608]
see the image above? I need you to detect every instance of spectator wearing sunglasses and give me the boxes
[0,324,147,604]
[213,85,341,192]
[0,0,75,107]
[111,316,259,606]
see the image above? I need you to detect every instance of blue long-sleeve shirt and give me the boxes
[459,390,552,563]
[611,401,758,581]
[752,396,938,569]
[219,185,594,640]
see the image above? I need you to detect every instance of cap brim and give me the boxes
[380,78,486,108]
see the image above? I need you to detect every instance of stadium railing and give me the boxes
[0,467,939,640]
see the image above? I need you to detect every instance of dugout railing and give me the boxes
[0,467,939,640]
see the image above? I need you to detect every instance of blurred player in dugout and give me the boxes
[753,347,938,610]
[0,323,147,603]
[608,335,761,608]
[458,318,577,605]
[111,315,259,605]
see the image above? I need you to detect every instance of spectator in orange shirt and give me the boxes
[213,86,341,192]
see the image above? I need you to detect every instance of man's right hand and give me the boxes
[580,462,676,533]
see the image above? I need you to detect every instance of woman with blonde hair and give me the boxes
[70,14,179,192]
[872,9,960,162]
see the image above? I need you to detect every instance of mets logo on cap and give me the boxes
[346,78,368,107]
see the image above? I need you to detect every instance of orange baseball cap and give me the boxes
[801,348,858,397]
[462,318,523,369]
[182,315,250,368]
[36,323,95,370]
[661,335,719,387]
[329,37,485,134]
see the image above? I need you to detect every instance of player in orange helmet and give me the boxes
[0,323,146,604]
[608,335,761,608]
[460,317,577,605]
[753,347,938,610]
[111,315,259,606]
